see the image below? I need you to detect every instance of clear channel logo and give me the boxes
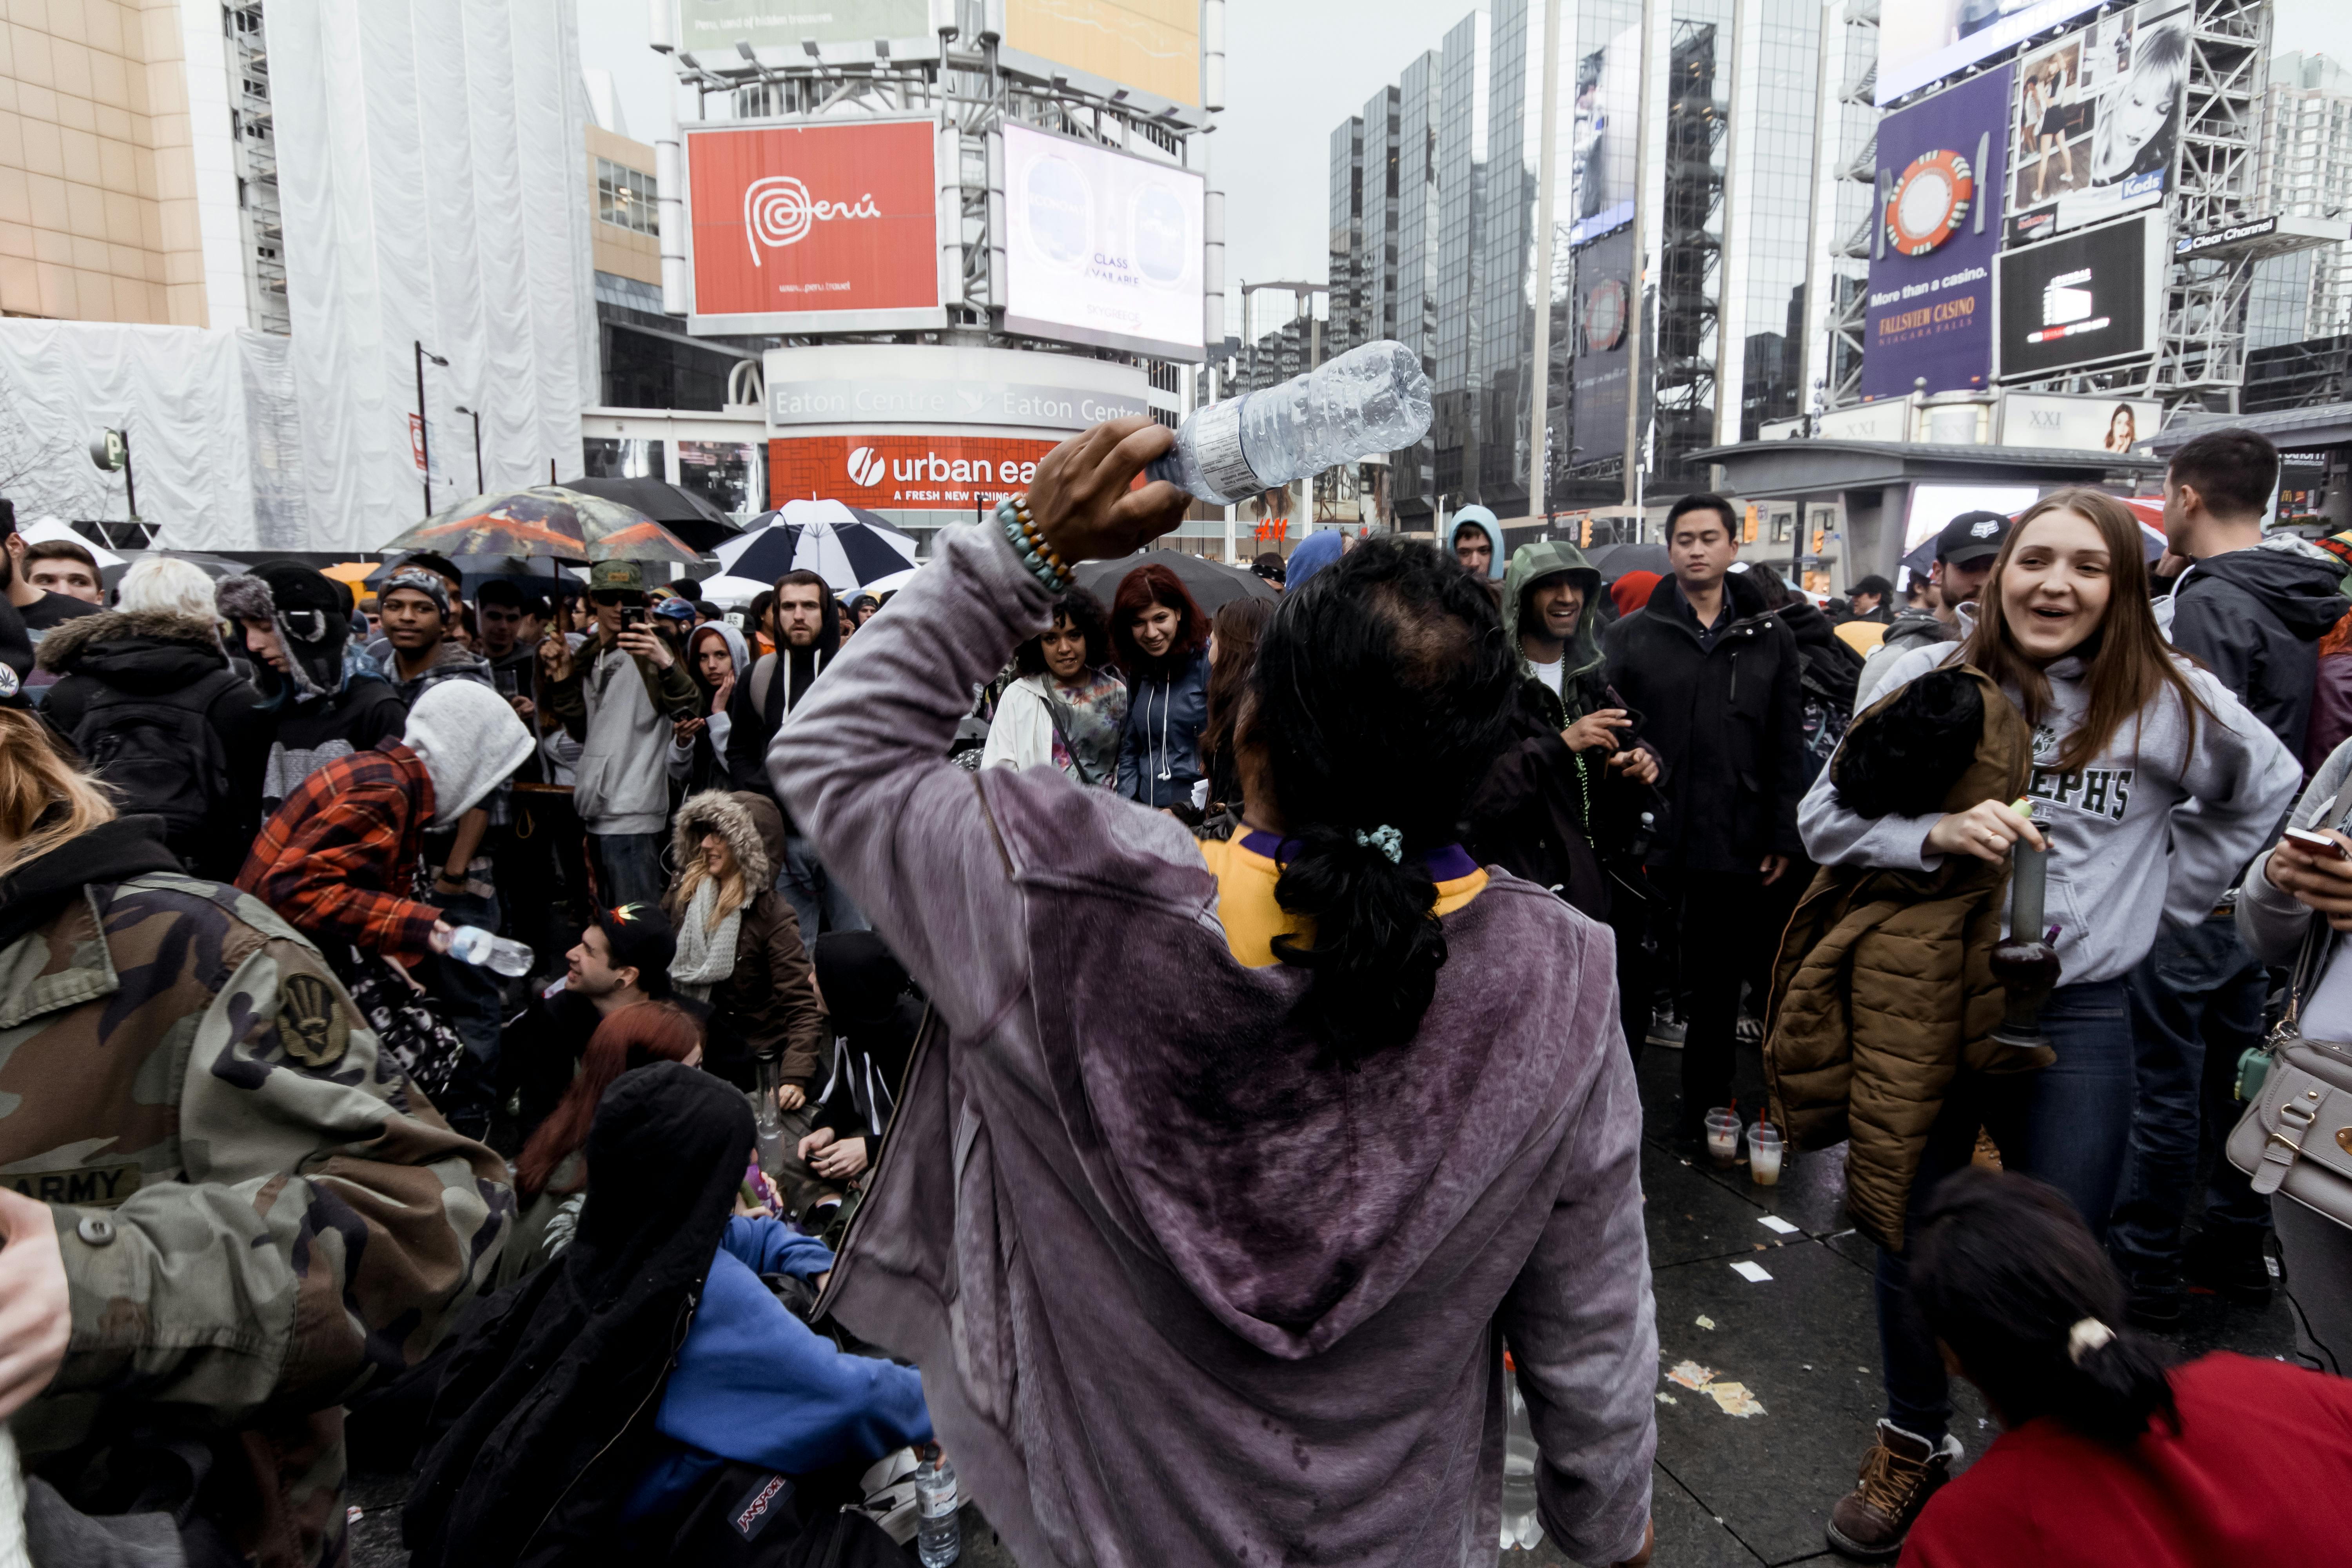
[744,175,882,267]
[846,446,887,487]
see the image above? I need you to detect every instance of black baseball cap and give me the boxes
[1937,510,2012,567]
[595,903,676,997]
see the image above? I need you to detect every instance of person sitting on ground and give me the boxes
[38,554,270,879]
[1897,1166,2352,1567]
[662,791,825,1154]
[501,902,681,1144]
[774,416,1660,1568]
[798,931,927,1203]
[21,537,103,604]
[218,562,408,810]
[1110,561,1213,810]
[667,619,750,797]
[0,703,508,1568]
[980,584,1128,783]
[1193,593,1275,822]
[405,1063,926,1568]
[502,998,704,1285]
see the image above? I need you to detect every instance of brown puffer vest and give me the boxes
[1763,665,2049,1251]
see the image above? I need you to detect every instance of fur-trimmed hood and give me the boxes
[34,608,228,693]
[670,789,784,888]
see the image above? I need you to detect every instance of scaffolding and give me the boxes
[223,0,289,334]
[1816,0,1878,411]
[1654,20,1727,480]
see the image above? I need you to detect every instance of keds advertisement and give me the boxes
[684,119,944,332]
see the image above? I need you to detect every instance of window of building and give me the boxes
[1769,508,1795,544]
[597,158,657,236]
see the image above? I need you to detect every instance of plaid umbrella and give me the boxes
[714,499,920,592]
[378,487,702,565]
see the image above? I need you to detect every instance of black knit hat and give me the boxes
[596,903,677,998]
[220,562,355,698]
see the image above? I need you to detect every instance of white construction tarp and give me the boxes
[270,0,599,554]
[0,321,308,551]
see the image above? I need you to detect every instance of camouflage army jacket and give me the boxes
[0,851,513,1568]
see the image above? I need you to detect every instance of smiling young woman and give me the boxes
[1794,485,2301,1558]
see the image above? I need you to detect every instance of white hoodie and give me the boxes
[1800,636,2299,985]
[403,681,535,825]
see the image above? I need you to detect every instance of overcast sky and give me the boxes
[580,0,2352,341]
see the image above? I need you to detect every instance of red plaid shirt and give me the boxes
[235,738,442,960]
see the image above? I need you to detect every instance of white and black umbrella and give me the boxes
[715,498,920,593]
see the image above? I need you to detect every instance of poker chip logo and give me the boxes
[1884,150,1975,258]
[1582,278,1628,352]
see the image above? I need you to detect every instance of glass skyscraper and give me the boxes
[1328,0,1827,520]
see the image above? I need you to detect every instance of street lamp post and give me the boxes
[414,340,449,514]
[454,404,485,494]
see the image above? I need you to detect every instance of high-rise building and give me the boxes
[2249,53,2352,352]
[1327,0,1827,521]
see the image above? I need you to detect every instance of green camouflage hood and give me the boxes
[1502,539,1606,693]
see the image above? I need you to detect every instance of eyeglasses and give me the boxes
[590,590,647,608]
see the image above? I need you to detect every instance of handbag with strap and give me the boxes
[2226,861,2352,1232]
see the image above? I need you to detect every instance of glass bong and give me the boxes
[1988,808,2062,1049]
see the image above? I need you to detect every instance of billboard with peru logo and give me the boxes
[683,118,951,335]
[769,434,1066,512]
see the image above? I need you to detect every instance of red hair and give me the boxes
[1109,562,1210,673]
[515,1002,704,1199]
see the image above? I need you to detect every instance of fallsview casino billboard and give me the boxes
[1860,66,2011,400]
[683,119,949,334]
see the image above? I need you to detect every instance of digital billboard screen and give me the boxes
[1569,226,1636,468]
[1996,212,2161,380]
[1877,0,2101,107]
[683,119,946,334]
[1002,122,1205,360]
[1003,0,1200,107]
[1860,66,2010,401]
[2005,0,2188,243]
[1566,24,1640,249]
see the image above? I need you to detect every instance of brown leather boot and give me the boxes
[1825,1420,1961,1561]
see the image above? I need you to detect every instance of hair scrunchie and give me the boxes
[1354,825,1404,864]
[2066,1316,2115,1365]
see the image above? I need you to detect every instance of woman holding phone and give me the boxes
[1795,487,2297,1559]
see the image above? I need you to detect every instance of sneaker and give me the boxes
[1735,1012,1764,1047]
[2123,1268,2185,1329]
[1826,1421,1961,1562]
[1647,1008,1686,1049]
[2184,1227,2274,1307]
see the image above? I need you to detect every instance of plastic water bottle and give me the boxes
[446,925,533,977]
[1500,1357,1542,1553]
[1148,339,1433,505]
[915,1449,960,1566]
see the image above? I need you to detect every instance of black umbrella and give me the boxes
[1073,551,1279,615]
[1583,541,1672,582]
[559,477,742,552]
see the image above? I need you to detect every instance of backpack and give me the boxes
[71,674,241,851]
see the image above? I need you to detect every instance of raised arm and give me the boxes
[771,419,1192,1034]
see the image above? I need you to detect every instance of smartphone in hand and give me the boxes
[2285,827,2352,862]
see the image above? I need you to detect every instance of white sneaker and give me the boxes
[1647,1009,1686,1049]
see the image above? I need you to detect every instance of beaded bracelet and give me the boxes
[996,496,1073,592]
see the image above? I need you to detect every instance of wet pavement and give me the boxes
[348,1040,2296,1568]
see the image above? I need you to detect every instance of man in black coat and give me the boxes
[1602,493,1806,1140]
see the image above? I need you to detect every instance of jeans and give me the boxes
[779,832,868,940]
[592,830,668,911]
[418,886,503,1136]
[1653,868,1769,1131]
[2113,913,2273,1280]
[1876,978,2138,1442]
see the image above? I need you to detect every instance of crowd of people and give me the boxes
[0,410,2348,1568]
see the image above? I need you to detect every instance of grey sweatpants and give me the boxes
[2276,1194,2352,1377]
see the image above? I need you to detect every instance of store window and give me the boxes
[1769,508,1795,544]
[581,437,663,480]
[597,158,657,236]
[678,441,762,516]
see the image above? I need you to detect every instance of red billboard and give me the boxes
[770,434,1063,511]
[685,120,942,331]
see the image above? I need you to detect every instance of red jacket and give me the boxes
[235,737,442,961]
[1903,1353,2352,1568]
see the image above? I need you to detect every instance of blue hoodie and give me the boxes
[1449,506,1506,582]
[1285,529,1347,593]
[624,1216,933,1518]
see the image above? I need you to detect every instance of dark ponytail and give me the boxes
[1249,535,1517,1066]
[1912,1167,2179,1446]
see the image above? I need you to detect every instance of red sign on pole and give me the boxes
[408,413,426,472]
[686,120,942,332]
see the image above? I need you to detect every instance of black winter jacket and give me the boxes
[2167,537,2350,758]
[1601,572,1807,872]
